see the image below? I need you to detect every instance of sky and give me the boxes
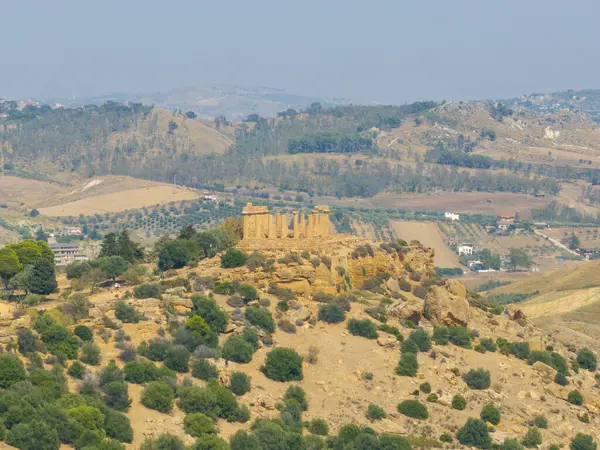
[2,0,599,104]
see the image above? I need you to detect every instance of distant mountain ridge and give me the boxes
[36,84,353,120]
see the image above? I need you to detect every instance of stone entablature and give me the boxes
[242,203,330,240]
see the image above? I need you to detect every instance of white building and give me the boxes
[50,243,89,266]
[444,212,460,221]
[457,243,474,256]
[203,192,218,202]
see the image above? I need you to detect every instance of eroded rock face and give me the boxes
[424,283,470,326]
[388,298,423,323]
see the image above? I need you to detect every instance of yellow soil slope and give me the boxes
[391,220,461,267]
[39,184,198,216]
[492,259,600,296]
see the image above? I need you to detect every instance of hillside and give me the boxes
[1,233,599,449]
[489,260,600,350]
[38,84,352,120]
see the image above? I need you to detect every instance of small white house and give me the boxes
[457,243,474,256]
[203,193,218,202]
[444,212,460,221]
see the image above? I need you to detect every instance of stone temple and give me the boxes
[241,202,330,241]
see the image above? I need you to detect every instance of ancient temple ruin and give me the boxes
[242,203,330,240]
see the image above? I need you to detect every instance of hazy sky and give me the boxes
[2,0,599,103]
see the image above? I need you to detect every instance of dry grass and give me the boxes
[39,184,198,216]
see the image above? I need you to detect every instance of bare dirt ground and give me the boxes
[38,184,198,217]
[391,221,461,267]
[364,192,551,218]
[0,175,67,206]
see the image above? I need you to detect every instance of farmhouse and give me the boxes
[497,215,515,232]
[444,212,460,221]
[457,243,474,256]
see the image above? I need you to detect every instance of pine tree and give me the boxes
[26,259,57,295]
[99,233,118,258]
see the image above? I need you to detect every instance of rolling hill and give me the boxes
[489,260,600,350]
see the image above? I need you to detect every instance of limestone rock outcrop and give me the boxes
[424,282,471,326]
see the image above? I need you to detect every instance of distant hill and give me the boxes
[502,88,600,122]
[37,84,352,120]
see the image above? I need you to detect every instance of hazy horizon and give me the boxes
[3,0,600,104]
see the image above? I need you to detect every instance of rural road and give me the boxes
[532,229,582,258]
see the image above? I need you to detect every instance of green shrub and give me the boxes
[308,418,329,436]
[99,361,125,387]
[419,382,431,393]
[192,359,219,380]
[474,344,486,353]
[568,390,583,405]
[229,372,251,396]
[318,303,346,324]
[115,301,142,323]
[236,283,258,303]
[426,393,438,403]
[408,329,431,351]
[511,342,530,360]
[378,324,403,341]
[16,328,36,354]
[74,325,93,342]
[522,427,542,448]
[245,307,275,333]
[432,326,450,345]
[555,372,569,386]
[193,435,229,450]
[103,381,131,411]
[533,415,548,429]
[105,409,133,443]
[366,404,386,421]
[440,433,453,443]
[140,433,185,450]
[22,294,43,307]
[260,348,303,382]
[7,420,59,450]
[397,399,428,419]
[503,438,524,450]
[80,343,102,366]
[401,339,420,354]
[577,348,597,371]
[214,281,235,295]
[141,382,175,413]
[133,283,162,299]
[463,368,491,390]
[480,338,497,352]
[0,354,27,388]
[284,385,308,411]
[221,248,247,268]
[395,352,418,377]
[449,326,471,348]
[124,359,175,384]
[452,394,467,410]
[347,319,378,339]
[457,418,491,449]
[480,404,501,425]
[183,413,216,437]
[144,338,172,361]
[222,334,255,363]
[68,361,86,379]
[164,345,190,373]
[191,295,228,333]
[570,434,597,450]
